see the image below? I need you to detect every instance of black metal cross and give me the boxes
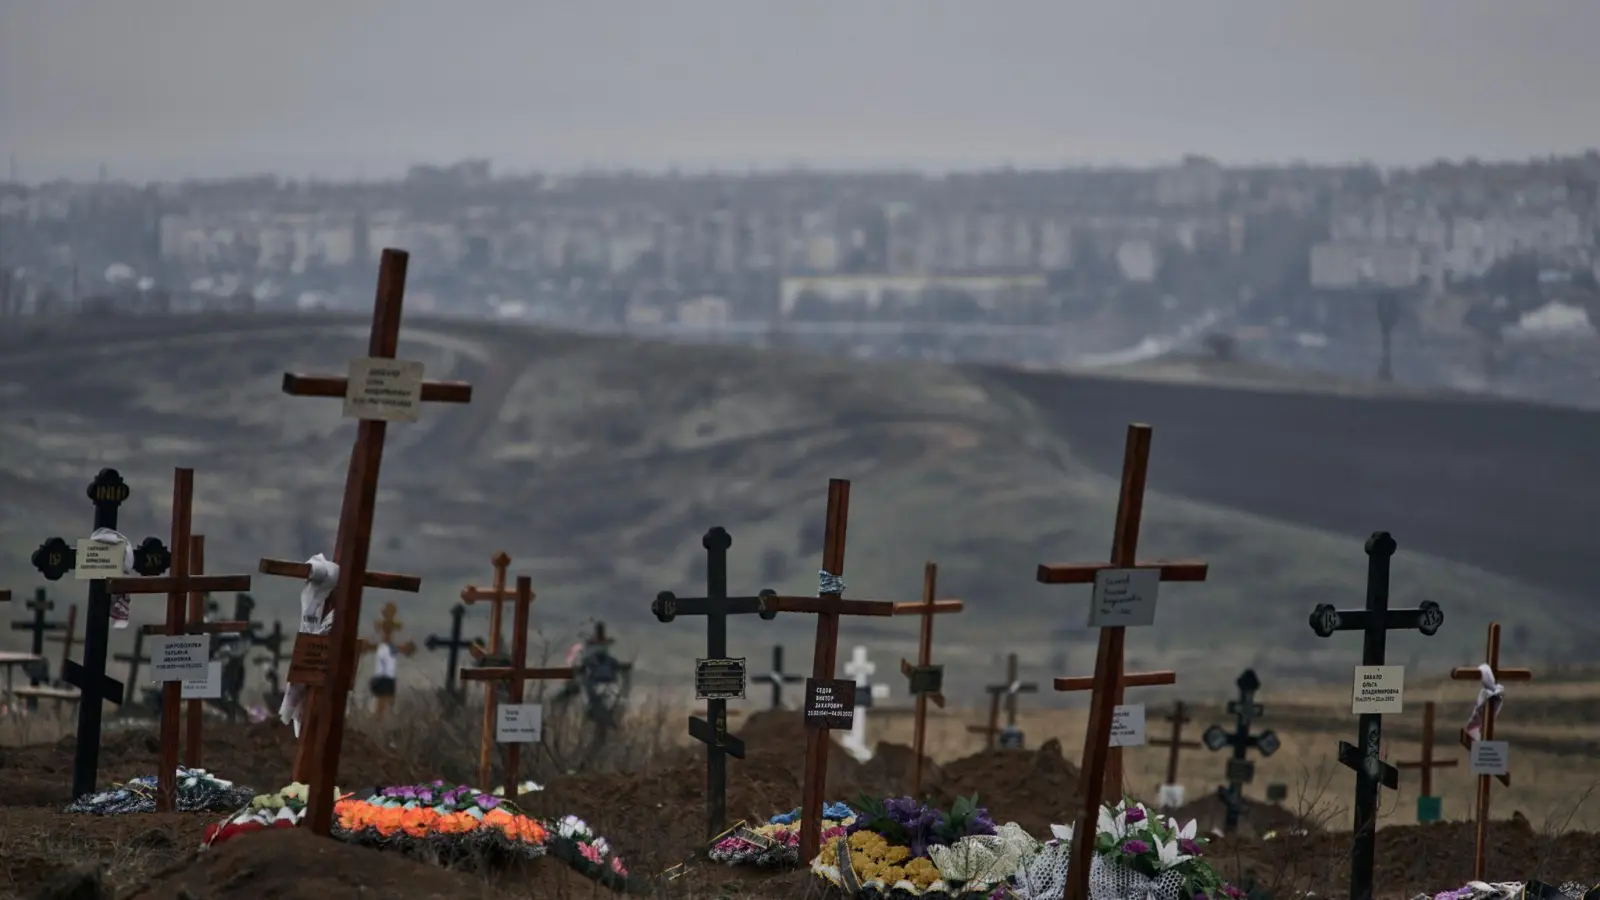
[252,619,288,710]
[1308,532,1444,900]
[755,645,805,710]
[9,588,68,707]
[425,603,482,700]
[30,469,172,799]
[229,593,266,644]
[651,526,778,840]
[1201,669,1282,834]
[112,628,155,714]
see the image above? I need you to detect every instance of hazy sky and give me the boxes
[2,0,1597,183]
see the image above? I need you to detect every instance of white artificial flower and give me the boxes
[1097,805,1125,839]
[1050,823,1075,844]
[592,836,611,856]
[1166,817,1198,841]
[1153,836,1193,871]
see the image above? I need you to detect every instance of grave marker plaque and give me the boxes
[804,678,856,729]
[695,657,748,701]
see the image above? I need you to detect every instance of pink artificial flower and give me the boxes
[579,841,603,864]
[610,857,628,877]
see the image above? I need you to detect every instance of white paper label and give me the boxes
[181,661,224,699]
[1469,740,1509,776]
[148,635,210,679]
[343,357,424,422]
[1109,703,1147,747]
[1157,784,1186,809]
[496,702,543,743]
[1350,665,1405,714]
[74,539,125,580]
[1089,568,1160,628]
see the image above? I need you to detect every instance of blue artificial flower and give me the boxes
[823,801,855,820]
[768,807,801,825]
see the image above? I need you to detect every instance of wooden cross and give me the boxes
[10,589,68,708]
[1451,621,1533,881]
[284,248,473,837]
[1044,424,1209,900]
[651,525,778,839]
[181,534,221,767]
[424,604,482,701]
[460,577,573,799]
[966,653,1037,749]
[113,629,152,712]
[755,644,805,709]
[461,551,517,789]
[1397,700,1456,822]
[256,554,421,780]
[893,560,962,797]
[761,479,909,863]
[358,602,417,718]
[1149,701,1201,789]
[1307,531,1445,900]
[43,603,79,683]
[107,469,252,813]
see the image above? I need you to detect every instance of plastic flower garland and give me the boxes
[709,803,857,868]
[545,814,633,889]
[812,796,1007,899]
[1412,882,1600,900]
[66,768,255,815]
[335,781,548,863]
[203,782,340,847]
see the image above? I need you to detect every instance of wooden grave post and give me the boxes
[107,469,252,812]
[1198,669,1281,834]
[9,588,69,709]
[966,653,1038,749]
[29,468,173,799]
[113,630,152,713]
[1041,424,1210,900]
[1397,700,1457,823]
[278,248,472,836]
[460,577,573,799]
[1451,621,1532,881]
[460,551,517,789]
[761,479,910,864]
[650,525,778,839]
[892,561,962,798]
[181,535,224,767]
[256,555,421,779]
[43,603,79,685]
[1307,531,1446,900]
[424,604,482,701]
[755,645,805,709]
[1149,701,1201,808]
[357,602,417,718]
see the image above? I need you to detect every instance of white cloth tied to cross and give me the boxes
[89,528,136,629]
[374,642,397,680]
[1464,662,1504,741]
[279,554,339,737]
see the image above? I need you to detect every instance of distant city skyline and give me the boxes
[3,0,1599,184]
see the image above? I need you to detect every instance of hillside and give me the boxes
[0,314,1593,700]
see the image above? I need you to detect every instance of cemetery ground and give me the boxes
[3,674,1598,900]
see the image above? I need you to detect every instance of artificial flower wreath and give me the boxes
[709,802,857,868]
[334,782,549,864]
[811,795,1007,899]
[67,768,254,816]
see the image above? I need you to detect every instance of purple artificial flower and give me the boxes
[418,790,434,803]
[1179,838,1204,857]
[477,794,500,810]
[432,780,444,787]
[398,787,417,800]
[1125,807,1146,824]
[1195,893,1209,900]
[1121,839,1151,856]
[1222,886,1246,899]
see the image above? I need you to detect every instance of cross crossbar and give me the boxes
[259,558,421,593]
[1036,561,1209,584]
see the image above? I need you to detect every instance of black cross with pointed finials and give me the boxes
[425,603,483,701]
[9,588,68,707]
[30,469,172,799]
[651,526,778,841]
[1308,531,1444,900]
[1201,668,1281,834]
[755,644,805,709]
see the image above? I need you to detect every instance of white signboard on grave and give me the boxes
[1469,740,1509,776]
[1350,665,1405,714]
[74,539,125,580]
[1109,703,1148,747]
[1089,568,1160,628]
[148,635,210,679]
[343,357,425,422]
[181,661,224,699]
[497,703,544,743]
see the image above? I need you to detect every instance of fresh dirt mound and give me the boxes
[0,721,425,807]
[1169,790,1320,839]
[924,738,1085,837]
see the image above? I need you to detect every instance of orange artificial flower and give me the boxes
[437,812,478,835]
[400,807,438,839]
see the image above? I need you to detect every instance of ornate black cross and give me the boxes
[1201,669,1281,834]
[651,526,778,840]
[755,644,805,710]
[1308,532,1444,900]
[425,603,482,701]
[112,628,156,714]
[30,469,172,799]
[9,588,67,708]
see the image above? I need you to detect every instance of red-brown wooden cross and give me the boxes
[459,577,573,799]
[461,551,517,789]
[1043,424,1208,900]
[1451,621,1533,881]
[1396,700,1457,802]
[892,560,963,797]
[1148,700,1202,788]
[357,602,416,718]
[762,479,910,864]
[285,248,474,837]
[166,534,246,769]
[108,469,252,813]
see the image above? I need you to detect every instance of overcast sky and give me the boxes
[2,0,1597,183]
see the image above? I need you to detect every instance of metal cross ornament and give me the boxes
[425,603,483,701]
[1201,668,1280,834]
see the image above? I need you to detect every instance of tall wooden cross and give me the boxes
[755,644,805,709]
[10,589,68,709]
[1451,621,1532,881]
[1199,669,1281,834]
[424,604,482,701]
[1307,531,1445,900]
[256,554,421,779]
[282,248,473,836]
[761,479,907,863]
[107,469,252,813]
[966,653,1037,749]
[650,525,778,839]
[30,468,172,799]
[893,560,962,798]
[460,577,573,799]
[179,534,241,768]
[358,602,417,717]
[1397,700,1456,823]
[461,551,517,789]
[1149,701,1201,797]
[1043,424,1209,900]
